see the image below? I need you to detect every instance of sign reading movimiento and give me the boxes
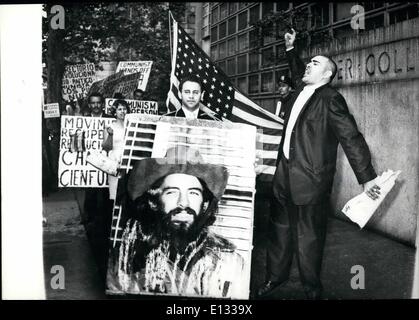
[58,116,115,188]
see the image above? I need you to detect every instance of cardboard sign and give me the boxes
[106,114,256,299]
[62,63,96,102]
[88,71,145,100]
[116,61,153,91]
[58,116,115,188]
[105,98,158,115]
[43,103,60,118]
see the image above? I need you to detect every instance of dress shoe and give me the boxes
[256,280,288,298]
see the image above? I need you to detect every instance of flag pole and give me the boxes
[168,10,173,64]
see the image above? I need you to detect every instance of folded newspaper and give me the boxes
[86,150,118,177]
[342,169,402,228]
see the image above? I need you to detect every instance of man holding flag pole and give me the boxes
[165,13,284,182]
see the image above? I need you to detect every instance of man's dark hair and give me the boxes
[88,92,104,104]
[179,75,203,92]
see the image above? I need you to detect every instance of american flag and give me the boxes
[166,18,284,179]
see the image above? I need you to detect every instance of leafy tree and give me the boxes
[43,2,186,106]
[42,2,185,188]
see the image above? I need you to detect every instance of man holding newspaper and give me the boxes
[257,29,381,300]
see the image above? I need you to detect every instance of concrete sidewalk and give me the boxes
[43,189,106,300]
[251,196,416,299]
[42,189,416,299]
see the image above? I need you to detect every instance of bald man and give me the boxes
[257,29,380,299]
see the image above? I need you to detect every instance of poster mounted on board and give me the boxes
[58,116,115,188]
[106,114,256,299]
[62,63,96,102]
[105,98,158,115]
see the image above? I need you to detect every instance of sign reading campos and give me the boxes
[62,63,96,102]
[106,114,256,299]
[116,61,153,91]
[58,116,114,188]
[43,103,60,118]
[105,98,158,115]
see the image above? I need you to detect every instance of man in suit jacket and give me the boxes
[257,29,381,299]
[164,75,216,120]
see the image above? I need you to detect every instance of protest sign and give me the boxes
[58,116,115,188]
[62,63,96,102]
[116,61,153,91]
[43,103,60,118]
[88,71,144,99]
[106,114,256,299]
[105,98,158,115]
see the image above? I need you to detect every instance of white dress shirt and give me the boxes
[282,82,324,159]
[182,106,200,119]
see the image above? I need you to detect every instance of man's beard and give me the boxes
[160,206,203,254]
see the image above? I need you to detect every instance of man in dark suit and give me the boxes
[164,75,216,120]
[257,29,381,299]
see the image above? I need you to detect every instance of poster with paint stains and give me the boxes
[106,114,256,299]
[58,116,115,188]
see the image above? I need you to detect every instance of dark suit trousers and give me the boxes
[267,156,329,294]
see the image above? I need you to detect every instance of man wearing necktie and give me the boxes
[257,29,381,299]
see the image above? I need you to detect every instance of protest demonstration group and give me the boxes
[40,4,409,300]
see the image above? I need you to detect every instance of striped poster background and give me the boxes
[108,114,256,298]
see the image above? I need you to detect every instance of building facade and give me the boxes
[191,2,419,114]
[185,2,419,247]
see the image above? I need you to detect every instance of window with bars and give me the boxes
[237,76,247,93]
[238,33,249,51]
[219,22,227,39]
[238,11,248,30]
[227,58,236,75]
[249,75,259,94]
[220,3,228,20]
[249,4,260,25]
[219,41,226,59]
[218,60,227,73]
[333,2,356,22]
[389,4,419,24]
[228,17,237,35]
[237,54,247,74]
[211,45,218,61]
[229,2,238,14]
[211,26,218,42]
[211,6,219,24]
[249,28,260,48]
[311,3,330,29]
[263,22,276,45]
[228,38,236,56]
[249,52,259,72]
[262,46,275,67]
[261,72,274,92]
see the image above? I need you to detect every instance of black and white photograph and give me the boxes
[1,2,419,303]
